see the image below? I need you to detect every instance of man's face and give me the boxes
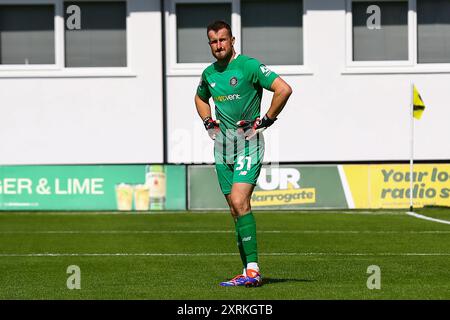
[207,28,235,62]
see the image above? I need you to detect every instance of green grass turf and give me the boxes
[0,208,449,299]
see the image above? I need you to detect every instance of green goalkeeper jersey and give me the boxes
[196,54,279,134]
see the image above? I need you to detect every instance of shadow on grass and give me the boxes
[263,278,315,285]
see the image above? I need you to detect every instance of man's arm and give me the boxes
[195,94,212,121]
[195,94,220,140]
[236,76,292,140]
[265,76,293,120]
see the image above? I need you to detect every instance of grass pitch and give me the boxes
[0,208,449,300]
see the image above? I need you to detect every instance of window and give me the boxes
[170,0,305,71]
[417,0,450,64]
[64,1,127,67]
[346,0,450,72]
[0,5,55,65]
[241,0,303,65]
[176,3,231,63]
[352,1,408,61]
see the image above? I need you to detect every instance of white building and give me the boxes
[1,0,449,165]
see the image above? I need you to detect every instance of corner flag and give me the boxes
[409,84,428,213]
[413,86,426,119]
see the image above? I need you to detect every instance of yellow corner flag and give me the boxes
[413,85,426,119]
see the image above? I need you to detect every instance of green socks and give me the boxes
[235,226,247,269]
[236,212,258,264]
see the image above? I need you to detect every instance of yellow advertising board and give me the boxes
[343,164,450,209]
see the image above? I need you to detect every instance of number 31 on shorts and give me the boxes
[236,156,252,171]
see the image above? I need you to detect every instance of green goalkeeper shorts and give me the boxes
[214,133,265,195]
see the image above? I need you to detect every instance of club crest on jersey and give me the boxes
[229,76,238,87]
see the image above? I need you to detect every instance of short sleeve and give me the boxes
[245,58,279,90]
[196,72,211,101]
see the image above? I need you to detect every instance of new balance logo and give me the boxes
[242,236,252,242]
[260,65,272,77]
[210,83,216,88]
[239,171,248,176]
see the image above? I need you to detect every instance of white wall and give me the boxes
[166,0,450,163]
[1,0,448,165]
[0,0,163,165]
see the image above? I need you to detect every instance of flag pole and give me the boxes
[409,83,414,212]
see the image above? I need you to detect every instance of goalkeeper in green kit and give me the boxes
[195,21,292,287]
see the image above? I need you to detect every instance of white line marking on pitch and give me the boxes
[0,211,405,216]
[1,230,450,235]
[406,211,450,226]
[339,211,403,215]
[1,252,449,257]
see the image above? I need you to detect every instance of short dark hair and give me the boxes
[207,20,233,38]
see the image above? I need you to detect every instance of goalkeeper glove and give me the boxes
[236,114,276,140]
[203,116,220,140]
